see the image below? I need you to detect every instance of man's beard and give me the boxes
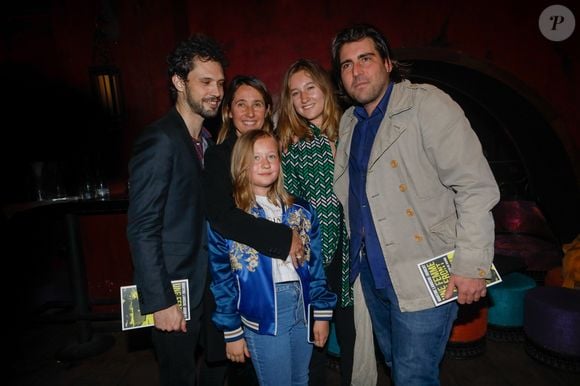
[187,94,221,119]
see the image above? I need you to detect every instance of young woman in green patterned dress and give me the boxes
[277,59,355,386]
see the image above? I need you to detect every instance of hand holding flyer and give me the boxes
[120,279,190,330]
[418,251,502,306]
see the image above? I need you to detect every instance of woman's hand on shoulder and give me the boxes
[289,229,305,267]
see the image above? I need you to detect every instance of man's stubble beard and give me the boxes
[186,90,220,119]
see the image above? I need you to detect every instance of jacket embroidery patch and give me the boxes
[230,242,259,272]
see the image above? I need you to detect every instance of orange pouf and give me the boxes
[446,301,489,358]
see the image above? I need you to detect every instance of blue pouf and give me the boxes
[524,286,580,372]
[487,272,536,341]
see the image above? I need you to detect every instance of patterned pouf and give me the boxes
[524,286,580,372]
[487,272,537,341]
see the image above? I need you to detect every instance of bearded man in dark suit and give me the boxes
[127,34,227,386]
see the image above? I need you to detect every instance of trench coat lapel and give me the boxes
[368,82,413,169]
[368,119,405,169]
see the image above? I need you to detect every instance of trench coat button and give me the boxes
[390,160,398,168]
[414,234,423,242]
[478,268,487,277]
[406,208,414,217]
[399,184,407,192]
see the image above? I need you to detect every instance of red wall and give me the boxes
[187,0,579,177]
[3,0,579,182]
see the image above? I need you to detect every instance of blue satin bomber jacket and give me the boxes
[208,197,337,342]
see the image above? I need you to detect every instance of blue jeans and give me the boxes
[360,252,457,386]
[244,281,312,386]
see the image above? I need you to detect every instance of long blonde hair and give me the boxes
[277,59,341,151]
[231,130,293,212]
[216,75,274,144]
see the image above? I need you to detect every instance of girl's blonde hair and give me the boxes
[277,59,342,151]
[231,130,293,212]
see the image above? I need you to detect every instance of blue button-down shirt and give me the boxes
[348,83,393,289]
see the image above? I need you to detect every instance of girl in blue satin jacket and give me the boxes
[208,130,337,386]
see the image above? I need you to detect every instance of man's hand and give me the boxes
[153,304,186,332]
[445,274,486,304]
[226,339,250,363]
[312,320,329,348]
[289,229,305,268]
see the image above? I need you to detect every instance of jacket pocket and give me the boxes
[429,214,456,245]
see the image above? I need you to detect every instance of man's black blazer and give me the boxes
[127,107,208,315]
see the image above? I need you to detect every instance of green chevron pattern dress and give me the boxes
[282,124,352,307]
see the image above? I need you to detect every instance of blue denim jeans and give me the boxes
[360,252,458,386]
[244,281,312,386]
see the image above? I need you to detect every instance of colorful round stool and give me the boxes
[487,272,537,341]
[524,286,580,372]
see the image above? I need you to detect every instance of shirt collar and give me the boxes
[191,128,213,149]
[201,127,212,140]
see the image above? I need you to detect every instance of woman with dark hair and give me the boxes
[205,75,303,261]
[202,75,304,385]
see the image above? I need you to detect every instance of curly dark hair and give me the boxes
[167,33,228,100]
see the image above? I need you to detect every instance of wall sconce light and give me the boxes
[90,65,123,119]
